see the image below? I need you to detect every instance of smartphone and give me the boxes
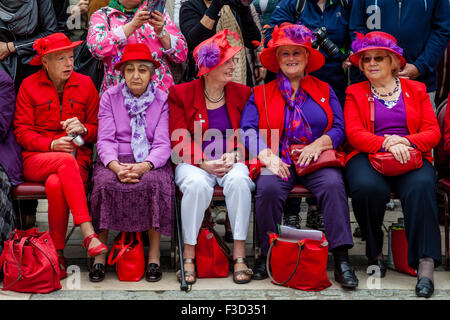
[147,0,166,14]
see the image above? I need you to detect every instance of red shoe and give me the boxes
[82,233,108,257]
[58,255,68,280]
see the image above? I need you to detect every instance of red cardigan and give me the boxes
[168,78,251,166]
[344,78,441,163]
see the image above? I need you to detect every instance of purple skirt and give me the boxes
[89,155,174,236]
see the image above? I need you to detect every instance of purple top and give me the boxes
[240,87,345,161]
[0,70,22,186]
[374,94,409,137]
[97,82,172,169]
[202,104,232,160]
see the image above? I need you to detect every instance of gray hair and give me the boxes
[120,60,156,76]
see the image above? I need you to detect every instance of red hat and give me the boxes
[114,43,161,71]
[193,29,242,77]
[30,33,83,66]
[349,31,406,68]
[259,23,325,73]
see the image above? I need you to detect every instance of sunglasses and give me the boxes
[361,55,389,64]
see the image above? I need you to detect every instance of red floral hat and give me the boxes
[30,33,83,66]
[259,23,325,73]
[114,43,161,71]
[349,31,406,68]
[193,29,242,77]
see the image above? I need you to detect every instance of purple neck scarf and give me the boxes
[276,71,313,164]
[122,82,156,162]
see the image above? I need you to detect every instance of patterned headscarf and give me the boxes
[109,0,145,14]
[276,70,313,165]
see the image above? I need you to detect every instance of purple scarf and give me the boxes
[122,82,156,162]
[276,71,313,164]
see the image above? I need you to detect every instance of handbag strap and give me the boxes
[202,219,233,263]
[107,232,132,266]
[2,237,30,290]
[266,239,304,286]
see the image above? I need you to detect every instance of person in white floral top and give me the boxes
[87,0,188,94]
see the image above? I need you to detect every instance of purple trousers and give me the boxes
[254,165,354,256]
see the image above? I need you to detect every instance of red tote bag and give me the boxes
[0,228,61,293]
[107,232,145,281]
[267,233,331,291]
[387,226,417,276]
[195,224,230,278]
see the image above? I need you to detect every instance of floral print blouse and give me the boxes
[87,5,188,95]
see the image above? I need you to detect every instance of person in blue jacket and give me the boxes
[349,0,450,109]
[264,0,351,231]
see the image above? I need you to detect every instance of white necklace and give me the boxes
[204,88,225,103]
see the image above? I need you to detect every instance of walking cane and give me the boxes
[175,192,189,292]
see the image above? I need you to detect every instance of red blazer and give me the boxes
[443,93,450,156]
[168,78,251,166]
[344,78,441,164]
[14,69,99,176]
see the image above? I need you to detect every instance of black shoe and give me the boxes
[367,259,387,278]
[283,213,302,229]
[306,205,324,231]
[89,263,106,282]
[353,226,365,241]
[415,277,434,298]
[224,230,233,243]
[334,260,358,289]
[146,263,162,282]
[252,256,268,280]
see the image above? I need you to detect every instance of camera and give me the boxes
[311,27,341,58]
[69,133,85,147]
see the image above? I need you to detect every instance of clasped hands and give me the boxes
[110,161,152,184]
[382,134,413,164]
[199,152,236,178]
[51,117,86,152]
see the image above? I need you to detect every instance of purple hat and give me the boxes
[349,31,406,68]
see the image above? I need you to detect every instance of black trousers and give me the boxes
[344,153,442,269]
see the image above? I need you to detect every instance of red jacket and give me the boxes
[443,93,450,156]
[344,78,440,164]
[168,78,251,166]
[249,75,334,180]
[14,69,99,175]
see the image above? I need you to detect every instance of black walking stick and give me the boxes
[175,192,189,292]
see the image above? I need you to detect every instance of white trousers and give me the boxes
[175,163,255,245]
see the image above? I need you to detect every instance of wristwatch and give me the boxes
[156,28,167,38]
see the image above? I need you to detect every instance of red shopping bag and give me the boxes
[388,226,417,276]
[107,232,145,281]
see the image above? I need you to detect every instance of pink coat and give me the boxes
[87,5,188,95]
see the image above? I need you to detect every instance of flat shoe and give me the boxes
[89,263,106,283]
[176,258,196,285]
[233,257,253,284]
[146,263,162,282]
[252,256,268,280]
[367,259,387,278]
[416,277,434,298]
[334,260,358,289]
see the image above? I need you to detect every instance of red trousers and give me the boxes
[23,152,91,250]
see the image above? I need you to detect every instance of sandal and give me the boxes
[233,257,253,284]
[176,258,196,285]
[82,233,108,257]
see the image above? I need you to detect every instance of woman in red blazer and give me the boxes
[344,32,441,298]
[168,30,255,286]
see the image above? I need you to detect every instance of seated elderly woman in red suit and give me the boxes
[169,30,255,286]
[344,32,442,298]
[240,23,357,288]
[13,33,107,280]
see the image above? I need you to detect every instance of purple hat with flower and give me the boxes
[349,31,406,68]
[259,23,325,73]
[193,29,242,77]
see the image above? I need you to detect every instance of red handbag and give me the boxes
[0,228,61,293]
[387,225,417,276]
[107,232,145,282]
[367,97,423,176]
[290,144,345,176]
[266,233,331,291]
[195,220,231,278]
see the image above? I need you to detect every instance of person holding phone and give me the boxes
[87,0,188,94]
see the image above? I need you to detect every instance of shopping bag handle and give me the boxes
[266,239,303,286]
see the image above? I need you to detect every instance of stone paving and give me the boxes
[1,199,449,301]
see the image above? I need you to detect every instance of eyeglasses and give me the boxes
[225,57,240,65]
[361,55,389,64]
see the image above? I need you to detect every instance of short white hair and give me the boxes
[120,60,155,76]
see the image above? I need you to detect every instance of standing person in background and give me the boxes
[264,0,352,231]
[88,0,109,21]
[67,0,90,41]
[51,0,71,35]
[349,0,450,110]
[87,0,188,94]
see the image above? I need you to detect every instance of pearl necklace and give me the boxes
[204,88,225,103]
[371,78,400,98]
